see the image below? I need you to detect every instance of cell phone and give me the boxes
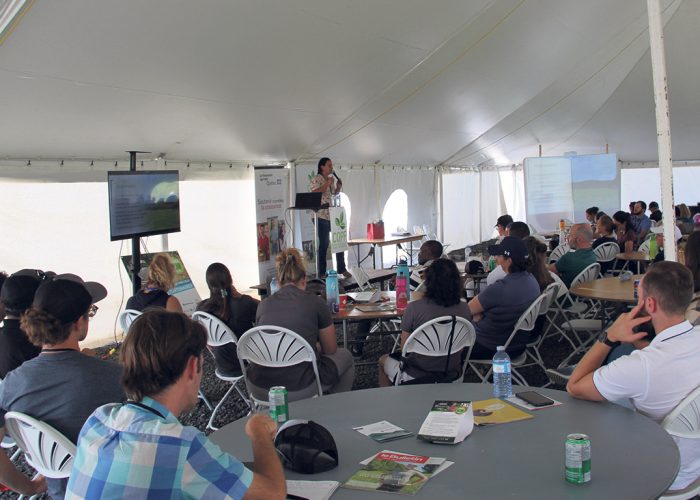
[516,390,554,407]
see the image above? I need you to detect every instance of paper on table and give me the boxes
[417,401,473,444]
[354,420,413,442]
[472,398,533,426]
[286,480,340,500]
[359,450,454,478]
[505,395,563,411]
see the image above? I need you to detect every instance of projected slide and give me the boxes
[108,171,181,241]
[524,154,619,232]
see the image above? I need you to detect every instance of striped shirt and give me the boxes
[66,397,252,499]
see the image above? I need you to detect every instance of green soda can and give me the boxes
[268,386,289,424]
[488,256,497,271]
[565,433,591,484]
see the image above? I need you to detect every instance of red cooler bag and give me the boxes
[367,222,385,240]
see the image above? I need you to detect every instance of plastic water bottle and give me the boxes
[325,270,339,313]
[395,259,410,309]
[269,277,279,295]
[492,346,513,398]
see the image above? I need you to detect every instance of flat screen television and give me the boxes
[108,170,181,241]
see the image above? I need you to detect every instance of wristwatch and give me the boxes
[599,331,621,349]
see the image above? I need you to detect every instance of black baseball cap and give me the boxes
[495,215,513,228]
[488,236,528,264]
[275,419,338,474]
[0,274,41,311]
[33,274,107,324]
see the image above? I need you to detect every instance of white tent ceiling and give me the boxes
[0,0,697,167]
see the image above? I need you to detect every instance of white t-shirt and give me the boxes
[483,264,506,290]
[593,321,700,490]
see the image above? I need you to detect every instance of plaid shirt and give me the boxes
[66,397,253,499]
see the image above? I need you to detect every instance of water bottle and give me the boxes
[492,346,513,398]
[325,270,339,313]
[269,277,279,295]
[395,259,410,309]
[464,246,471,261]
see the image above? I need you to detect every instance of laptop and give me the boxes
[292,192,323,210]
[352,289,382,303]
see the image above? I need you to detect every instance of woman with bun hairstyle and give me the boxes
[196,263,259,376]
[126,253,183,313]
[248,248,354,399]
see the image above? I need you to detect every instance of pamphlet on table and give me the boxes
[354,420,413,442]
[472,398,534,426]
[286,480,340,500]
[417,400,473,444]
[343,450,449,495]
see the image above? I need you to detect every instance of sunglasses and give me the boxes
[88,304,99,318]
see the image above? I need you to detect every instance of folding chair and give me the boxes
[468,293,549,386]
[4,412,75,492]
[659,385,700,499]
[0,378,21,463]
[548,243,570,264]
[394,316,475,385]
[594,242,619,277]
[119,309,213,411]
[237,326,323,409]
[192,311,250,430]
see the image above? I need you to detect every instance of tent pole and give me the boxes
[646,0,676,261]
[127,150,143,294]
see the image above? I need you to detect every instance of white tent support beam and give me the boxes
[647,0,676,261]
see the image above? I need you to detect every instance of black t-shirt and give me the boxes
[196,295,259,376]
[0,319,41,379]
[126,289,170,311]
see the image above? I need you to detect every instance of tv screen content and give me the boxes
[108,170,181,241]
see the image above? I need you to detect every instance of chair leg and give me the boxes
[198,390,213,411]
[206,384,237,431]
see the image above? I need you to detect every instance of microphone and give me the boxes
[331,171,341,183]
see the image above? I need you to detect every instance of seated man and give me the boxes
[632,201,652,242]
[495,214,513,243]
[0,273,41,378]
[484,221,530,290]
[468,237,541,359]
[549,223,597,288]
[567,262,700,491]
[0,273,123,499]
[379,259,472,386]
[409,239,443,299]
[67,310,285,499]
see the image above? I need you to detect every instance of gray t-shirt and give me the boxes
[251,285,336,390]
[475,271,541,353]
[0,351,125,499]
[400,298,473,380]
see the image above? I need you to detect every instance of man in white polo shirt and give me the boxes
[567,261,700,491]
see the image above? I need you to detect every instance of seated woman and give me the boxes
[685,231,700,326]
[378,259,472,386]
[126,253,183,312]
[468,236,541,359]
[196,263,259,376]
[248,248,354,400]
[523,236,554,292]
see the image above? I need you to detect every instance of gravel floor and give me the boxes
[1,321,575,499]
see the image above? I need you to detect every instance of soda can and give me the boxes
[565,433,591,484]
[268,386,289,424]
[633,279,640,299]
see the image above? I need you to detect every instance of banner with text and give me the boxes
[330,206,349,253]
[254,166,290,286]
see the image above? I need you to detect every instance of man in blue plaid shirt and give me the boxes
[66,310,285,499]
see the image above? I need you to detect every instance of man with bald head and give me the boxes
[549,223,597,288]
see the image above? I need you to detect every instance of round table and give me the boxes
[210,384,679,499]
[569,275,642,304]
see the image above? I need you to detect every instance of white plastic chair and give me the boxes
[594,242,619,276]
[659,385,700,499]
[119,309,213,411]
[638,238,651,256]
[192,311,250,430]
[237,326,323,408]
[395,316,475,386]
[0,377,22,463]
[548,243,571,264]
[117,309,142,336]
[468,293,549,386]
[349,267,373,291]
[4,412,75,480]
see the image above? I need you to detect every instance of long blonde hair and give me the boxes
[276,248,306,285]
[147,253,176,291]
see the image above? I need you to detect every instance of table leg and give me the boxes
[343,319,348,349]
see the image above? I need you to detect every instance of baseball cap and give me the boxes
[0,274,41,311]
[495,215,513,228]
[33,274,107,325]
[488,236,528,263]
[274,419,338,474]
[651,224,682,242]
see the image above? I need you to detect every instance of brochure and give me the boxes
[472,398,534,426]
[354,420,413,442]
[343,450,447,495]
[286,480,340,500]
[417,400,473,444]
[360,450,454,478]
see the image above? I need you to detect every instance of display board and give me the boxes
[524,154,619,232]
[253,166,290,285]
